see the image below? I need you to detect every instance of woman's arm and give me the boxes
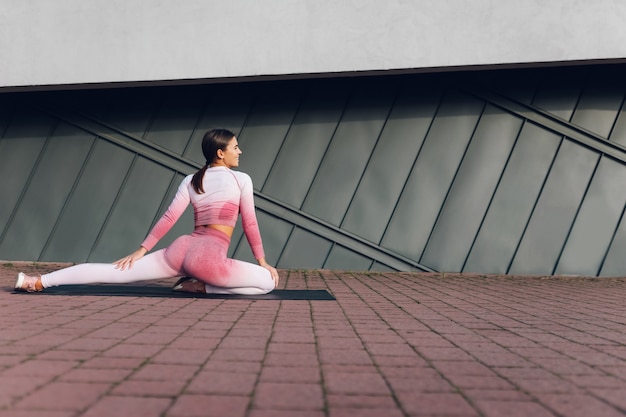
[238,174,279,286]
[238,174,266,260]
[113,176,192,270]
[140,176,192,252]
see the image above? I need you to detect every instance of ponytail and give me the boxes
[192,128,236,194]
[191,164,208,194]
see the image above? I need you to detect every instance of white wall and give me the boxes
[2,0,626,89]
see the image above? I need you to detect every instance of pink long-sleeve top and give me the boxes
[140,166,265,260]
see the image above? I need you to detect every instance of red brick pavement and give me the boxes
[1,261,626,416]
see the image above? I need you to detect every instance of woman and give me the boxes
[15,129,279,294]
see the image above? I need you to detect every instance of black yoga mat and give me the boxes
[16,285,335,300]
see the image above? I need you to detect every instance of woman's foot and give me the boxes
[15,272,43,292]
[172,277,206,293]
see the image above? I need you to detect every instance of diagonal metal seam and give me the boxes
[461,87,626,164]
[256,192,435,272]
[35,103,199,174]
[35,102,434,272]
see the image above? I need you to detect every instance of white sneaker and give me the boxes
[14,272,41,292]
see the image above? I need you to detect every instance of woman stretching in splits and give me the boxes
[15,129,279,294]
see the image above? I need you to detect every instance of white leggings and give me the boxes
[41,230,275,295]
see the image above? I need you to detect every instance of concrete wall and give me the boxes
[2,0,626,89]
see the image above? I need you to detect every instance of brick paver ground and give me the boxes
[1,261,626,416]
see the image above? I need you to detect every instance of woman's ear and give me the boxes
[216,149,224,160]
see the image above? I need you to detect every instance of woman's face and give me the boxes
[219,136,242,168]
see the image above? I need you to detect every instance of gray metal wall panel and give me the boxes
[509,139,599,275]
[102,90,161,137]
[253,212,294,266]
[600,214,626,276]
[302,82,396,226]
[486,71,539,105]
[370,262,395,272]
[0,123,93,260]
[0,110,55,236]
[238,89,301,187]
[556,157,626,275]
[608,108,626,147]
[421,105,522,272]
[570,77,623,139]
[381,91,483,260]
[143,90,206,155]
[181,88,253,163]
[324,244,373,270]
[278,228,333,269]
[463,123,562,273]
[60,90,111,120]
[263,86,347,207]
[40,140,134,261]
[341,84,441,243]
[88,158,175,261]
[532,70,585,121]
[0,103,11,138]
[228,211,293,265]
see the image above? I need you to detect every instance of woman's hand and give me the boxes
[258,258,280,287]
[114,247,148,271]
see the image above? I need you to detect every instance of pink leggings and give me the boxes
[41,228,275,295]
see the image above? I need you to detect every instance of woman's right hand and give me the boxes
[263,264,279,287]
[258,258,280,287]
[114,247,148,271]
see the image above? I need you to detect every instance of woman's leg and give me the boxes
[174,229,275,295]
[40,249,180,288]
[202,259,275,295]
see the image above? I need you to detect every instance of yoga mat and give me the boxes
[15,285,335,300]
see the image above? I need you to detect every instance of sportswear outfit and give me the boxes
[40,167,275,295]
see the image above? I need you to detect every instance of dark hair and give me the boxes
[191,128,236,194]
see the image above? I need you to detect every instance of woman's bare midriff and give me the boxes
[196,224,234,238]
